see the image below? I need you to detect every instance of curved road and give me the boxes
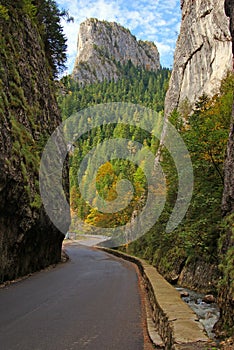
[0,243,145,350]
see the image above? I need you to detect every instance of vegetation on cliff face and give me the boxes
[0,0,70,282]
[215,0,234,337]
[127,74,234,291]
[217,213,234,337]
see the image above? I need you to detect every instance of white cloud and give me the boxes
[56,0,181,73]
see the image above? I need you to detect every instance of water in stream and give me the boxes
[176,287,220,339]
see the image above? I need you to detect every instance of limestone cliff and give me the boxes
[225,0,234,62]
[0,3,70,282]
[72,18,160,84]
[165,0,232,116]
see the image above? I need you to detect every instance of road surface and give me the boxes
[65,234,110,247]
[0,243,145,350]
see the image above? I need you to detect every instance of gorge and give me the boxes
[0,0,233,343]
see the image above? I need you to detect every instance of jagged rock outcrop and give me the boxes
[165,0,232,116]
[0,3,70,282]
[72,18,160,84]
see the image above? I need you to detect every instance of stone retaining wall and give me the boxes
[98,248,211,349]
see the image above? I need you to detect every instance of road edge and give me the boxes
[96,247,213,350]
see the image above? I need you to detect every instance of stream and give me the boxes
[176,287,220,339]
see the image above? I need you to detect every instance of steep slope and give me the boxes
[0,2,70,282]
[163,0,234,336]
[222,1,234,217]
[217,0,234,336]
[165,0,232,116]
[72,18,160,84]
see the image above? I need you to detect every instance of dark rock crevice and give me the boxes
[176,42,204,109]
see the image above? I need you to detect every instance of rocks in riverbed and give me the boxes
[180,290,190,298]
[202,294,216,304]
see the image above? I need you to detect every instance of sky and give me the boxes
[56,0,181,75]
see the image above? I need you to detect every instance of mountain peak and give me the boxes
[72,18,160,84]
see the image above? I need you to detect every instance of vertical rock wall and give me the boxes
[72,18,160,84]
[165,0,232,116]
[217,0,234,336]
[0,4,70,282]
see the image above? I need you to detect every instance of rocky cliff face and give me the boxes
[0,3,70,282]
[222,0,234,217]
[216,0,234,336]
[165,0,232,116]
[225,0,234,63]
[72,18,160,84]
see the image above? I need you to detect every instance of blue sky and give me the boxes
[56,0,181,75]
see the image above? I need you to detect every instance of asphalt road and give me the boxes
[0,243,144,350]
